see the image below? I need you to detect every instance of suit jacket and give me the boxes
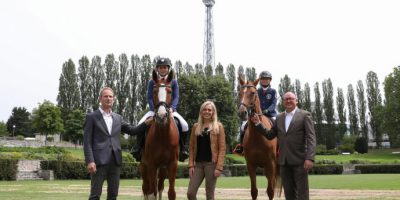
[83,109,147,166]
[266,108,316,165]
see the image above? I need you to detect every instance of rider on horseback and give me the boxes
[131,57,189,162]
[234,70,278,154]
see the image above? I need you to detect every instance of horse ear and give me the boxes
[152,69,158,82]
[167,70,174,82]
[254,78,260,86]
[239,75,245,85]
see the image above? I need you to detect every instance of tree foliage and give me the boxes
[90,56,104,111]
[336,87,347,141]
[57,59,81,114]
[31,100,64,143]
[322,79,335,149]
[366,71,383,148]
[78,56,92,113]
[303,83,312,112]
[381,66,400,147]
[116,53,131,117]
[356,80,368,139]
[64,109,85,146]
[6,107,31,137]
[347,84,358,136]
[313,82,324,146]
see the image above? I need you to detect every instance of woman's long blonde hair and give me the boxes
[194,101,220,136]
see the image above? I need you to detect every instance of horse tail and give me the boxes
[274,145,283,197]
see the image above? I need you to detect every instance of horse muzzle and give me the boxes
[155,105,169,124]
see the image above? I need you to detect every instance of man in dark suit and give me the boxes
[84,87,152,200]
[250,91,316,200]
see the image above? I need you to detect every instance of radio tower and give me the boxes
[202,0,215,68]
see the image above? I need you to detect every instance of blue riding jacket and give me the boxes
[147,79,179,111]
[257,86,277,118]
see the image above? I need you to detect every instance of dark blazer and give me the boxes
[265,108,316,165]
[83,109,147,166]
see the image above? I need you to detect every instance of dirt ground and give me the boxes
[119,186,400,200]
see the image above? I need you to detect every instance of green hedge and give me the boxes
[40,161,190,179]
[0,159,18,180]
[225,164,343,176]
[310,164,343,174]
[355,164,400,174]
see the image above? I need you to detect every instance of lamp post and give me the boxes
[12,124,16,138]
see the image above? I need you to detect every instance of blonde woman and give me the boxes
[187,101,226,200]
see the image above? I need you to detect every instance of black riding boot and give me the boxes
[131,128,146,161]
[235,123,248,154]
[179,131,189,162]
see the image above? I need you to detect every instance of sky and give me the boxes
[0,0,399,122]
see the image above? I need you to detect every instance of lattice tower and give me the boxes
[202,0,215,68]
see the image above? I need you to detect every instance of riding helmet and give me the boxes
[156,57,172,69]
[259,71,272,79]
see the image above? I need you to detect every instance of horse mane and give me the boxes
[152,69,174,83]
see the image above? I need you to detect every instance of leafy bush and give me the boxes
[16,135,25,140]
[355,164,400,173]
[354,137,368,154]
[0,159,18,180]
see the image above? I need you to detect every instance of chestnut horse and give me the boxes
[140,69,179,200]
[238,76,280,200]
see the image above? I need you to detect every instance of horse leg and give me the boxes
[247,163,258,200]
[167,161,178,200]
[264,164,276,200]
[158,167,167,200]
[143,165,157,200]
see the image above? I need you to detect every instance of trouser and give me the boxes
[280,164,309,200]
[187,162,217,200]
[88,153,121,200]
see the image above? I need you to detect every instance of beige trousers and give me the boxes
[187,162,217,200]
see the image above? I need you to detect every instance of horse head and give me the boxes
[238,75,260,121]
[152,69,174,125]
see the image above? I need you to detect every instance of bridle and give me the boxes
[240,85,262,117]
[154,83,172,122]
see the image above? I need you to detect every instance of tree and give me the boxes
[303,83,312,112]
[126,54,141,124]
[322,79,335,149]
[64,109,85,147]
[184,62,194,75]
[215,62,224,77]
[104,54,118,91]
[138,55,152,110]
[366,71,383,148]
[57,59,81,113]
[116,53,131,117]
[245,67,256,81]
[90,55,104,111]
[278,74,294,112]
[0,121,7,136]
[6,107,31,137]
[336,87,347,142]
[356,80,368,140]
[195,63,204,76]
[31,100,64,144]
[294,79,303,109]
[174,60,183,79]
[347,84,359,136]
[313,82,324,145]
[380,66,400,147]
[78,56,92,113]
[204,64,213,77]
[226,64,236,98]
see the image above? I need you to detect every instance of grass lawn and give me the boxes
[0,174,399,200]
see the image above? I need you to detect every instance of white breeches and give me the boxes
[138,111,188,132]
